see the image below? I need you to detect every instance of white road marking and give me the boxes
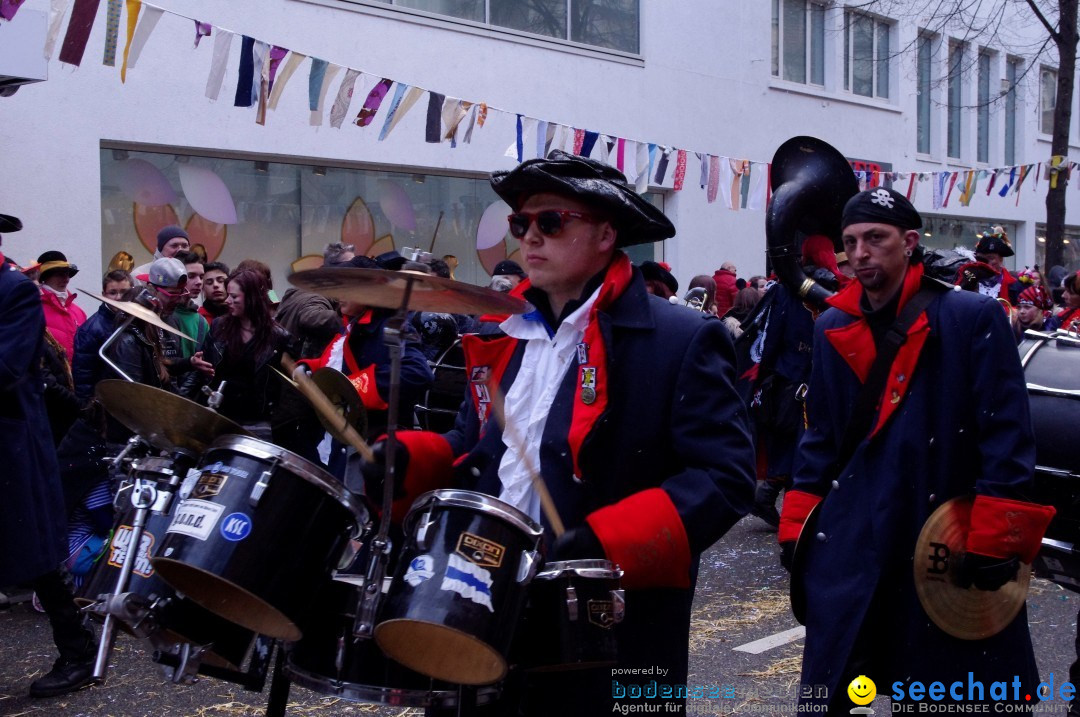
[732,626,806,654]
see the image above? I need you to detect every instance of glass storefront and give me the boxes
[919,214,1018,271]
[1034,224,1080,276]
[99,146,661,293]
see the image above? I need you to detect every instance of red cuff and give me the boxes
[392,431,454,523]
[779,490,823,544]
[966,495,1056,563]
[586,488,690,590]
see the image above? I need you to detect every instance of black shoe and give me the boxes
[29,658,96,698]
[749,502,781,529]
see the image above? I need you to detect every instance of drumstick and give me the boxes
[487,384,566,538]
[280,354,375,463]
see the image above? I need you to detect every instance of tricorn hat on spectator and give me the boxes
[0,213,22,234]
[37,250,80,280]
[975,226,1014,258]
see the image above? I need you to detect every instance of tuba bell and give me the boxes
[765,137,860,309]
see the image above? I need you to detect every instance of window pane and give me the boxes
[948,44,962,158]
[917,35,931,154]
[809,2,824,85]
[571,0,638,53]
[491,0,566,39]
[843,20,850,91]
[977,52,990,163]
[396,0,484,21]
[1005,60,1018,165]
[875,22,889,98]
[1041,68,1057,135]
[782,0,806,83]
[772,0,780,76]
[852,14,874,97]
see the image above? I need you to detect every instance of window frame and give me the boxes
[1040,65,1057,136]
[843,9,892,100]
[772,0,827,87]
[916,32,933,155]
[1004,57,1020,165]
[947,41,964,160]
[976,49,991,164]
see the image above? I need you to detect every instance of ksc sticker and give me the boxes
[220,512,253,542]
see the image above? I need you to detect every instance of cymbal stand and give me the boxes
[354,278,415,639]
[97,314,138,383]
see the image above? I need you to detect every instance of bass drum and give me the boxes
[415,338,467,434]
[1019,332,1080,592]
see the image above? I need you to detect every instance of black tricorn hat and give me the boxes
[490,150,675,248]
[975,227,1014,258]
[0,214,22,233]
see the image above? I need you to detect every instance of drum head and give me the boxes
[375,619,507,685]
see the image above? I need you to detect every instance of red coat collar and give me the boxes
[826,262,925,317]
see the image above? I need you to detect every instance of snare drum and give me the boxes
[375,489,543,685]
[516,559,624,672]
[414,338,466,434]
[285,576,500,708]
[152,435,371,641]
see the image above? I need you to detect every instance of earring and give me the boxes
[905,249,913,257]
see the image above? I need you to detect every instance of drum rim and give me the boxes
[408,489,543,538]
[536,559,623,580]
[206,434,371,526]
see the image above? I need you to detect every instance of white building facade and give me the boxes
[1,0,1078,291]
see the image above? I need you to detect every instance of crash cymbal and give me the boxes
[914,496,1030,640]
[80,288,194,342]
[288,268,527,316]
[312,367,368,443]
[788,501,821,626]
[95,380,249,453]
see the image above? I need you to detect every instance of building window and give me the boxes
[772,0,825,85]
[844,11,890,99]
[977,50,990,163]
[1004,57,1019,165]
[366,0,639,53]
[917,33,932,154]
[947,42,963,159]
[1041,66,1057,135]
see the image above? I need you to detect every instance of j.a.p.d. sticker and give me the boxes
[167,499,225,541]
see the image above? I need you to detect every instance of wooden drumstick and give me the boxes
[280,354,375,463]
[487,384,566,538]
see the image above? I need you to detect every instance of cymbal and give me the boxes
[788,501,821,626]
[312,367,369,443]
[914,496,1030,640]
[80,288,194,342]
[288,268,528,316]
[95,380,249,453]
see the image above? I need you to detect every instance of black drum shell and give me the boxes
[77,506,255,670]
[375,490,542,685]
[152,435,367,641]
[285,578,499,708]
[515,560,622,672]
[416,338,466,434]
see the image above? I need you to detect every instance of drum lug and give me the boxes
[612,589,626,624]
[566,586,579,621]
[249,458,281,507]
[517,549,540,584]
[415,511,434,551]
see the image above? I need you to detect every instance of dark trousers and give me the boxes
[30,568,94,662]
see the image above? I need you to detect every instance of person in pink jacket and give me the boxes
[37,251,86,359]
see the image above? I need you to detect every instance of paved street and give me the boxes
[1,513,1075,717]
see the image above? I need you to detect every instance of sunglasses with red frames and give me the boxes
[507,210,602,239]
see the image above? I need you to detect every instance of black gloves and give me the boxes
[348,440,410,503]
[957,553,1020,591]
[780,542,795,572]
[551,525,605,561]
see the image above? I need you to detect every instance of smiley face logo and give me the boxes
[847,675,876,706]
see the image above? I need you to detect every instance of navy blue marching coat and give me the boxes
[785,264,1054,706]
[0,255,68,585]
[393,254,756,712]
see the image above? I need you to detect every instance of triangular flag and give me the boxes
[267,52,306,111]
[119,0,141,83]
[381,86,424,140]
[123,4,162,71]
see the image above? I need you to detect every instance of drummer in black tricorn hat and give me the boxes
[365,150,755,715]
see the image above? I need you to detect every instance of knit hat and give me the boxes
[156,225,190,253]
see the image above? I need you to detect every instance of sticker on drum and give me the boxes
[404,555,435,586]
[219,513,253,542]
[167,499,224,541]
[107,525,155,578]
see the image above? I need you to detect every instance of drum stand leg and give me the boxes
[264,642,290,717]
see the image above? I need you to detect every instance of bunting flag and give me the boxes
[729,159,749,210]
[957,171,975,207]
[123,3,162,72]
[580,131,599,158]
[573,129,586,155]
[44,0,71,61]
[0,0,26,21]
[311,63,340,125]
[535,120,549,159]
[355,77,393,127]
[119,0,141,83]
[442,98,469,141]
[905,173,917,200]
[673,150,687,191]
[329,68,361,129]
[426,91,445,143]
[194,20,211,48]
[58,0,102,67]
[267,51,305,110]
[635,142,650,193]
[250,40,268,108]
[307,58,328,111]
[102,0,122,65]
[451,101,475,147]
[998,167,1016,197]
[234,36,256,107]
[986,169,999,196]
[476,103,487,127]
[543,122,556,156]
[942,171,959,207]
[697,153,708,189]
[746,162,768,210]
[204,28,233,100]
[707,155,720,204]
[266,45,288,94]
[1014,164,1033,206]
[654,148,670,185]
[514,114,523,161]
[379,85,423,140]
[460,102,480,145]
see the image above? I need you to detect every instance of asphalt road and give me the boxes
[1,514,1076,717]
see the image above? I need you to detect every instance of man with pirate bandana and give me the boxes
[780,187,1056,714]
[375,151,755,715]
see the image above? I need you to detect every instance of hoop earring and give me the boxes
[905,249,913,258]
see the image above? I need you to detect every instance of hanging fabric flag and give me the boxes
[204,29,234,101]
[580,131,599,158]
[573,129,586,155]
[266,45,288,95]
[121,2,161,72]
[234,36,256,108]
[543,123,556,156]
[477,103,488,128]
[119,0,142,83]
[647,144,657,180]
[514,115,524,161]
[380,85,423,141]
[442,98,468,141]
[267,52,305,110]
[311,64,341,126]
[707,156,721,204]
[425,92,445,143]
[997,167,1016,197]
[328,68,361,129]
[451,102,474,148]
[1,0,26,21]
[44,0,72,61]
[696,153,708,189]
[717,158,734,207]
[932,172,946,209]
[1032,162,1043,194]
[58,0,102,67]
[250,40,269,107]
[985,169,1000,196]
[730,159,750,210]
[1014,164,1033,206]
[615,138,626,173]
[102,0,122,65]
[673,150,688,192]
[534,121,549,159]
[307,58,329,112]
[942,172,959,208]
[957,171,975,207]
[376,82,408,140]
[549,123,569,154]
[256,45,283,126]
[194,21,211,48]
[654,148,670,185]
[904,173,916,200]
[460,102,480,145]
[746,162,768,210]
[621,140,637,178]
[635,143,650,194]
[355,77,393,127]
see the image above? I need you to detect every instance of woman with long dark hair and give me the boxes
[204,269,294,439]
